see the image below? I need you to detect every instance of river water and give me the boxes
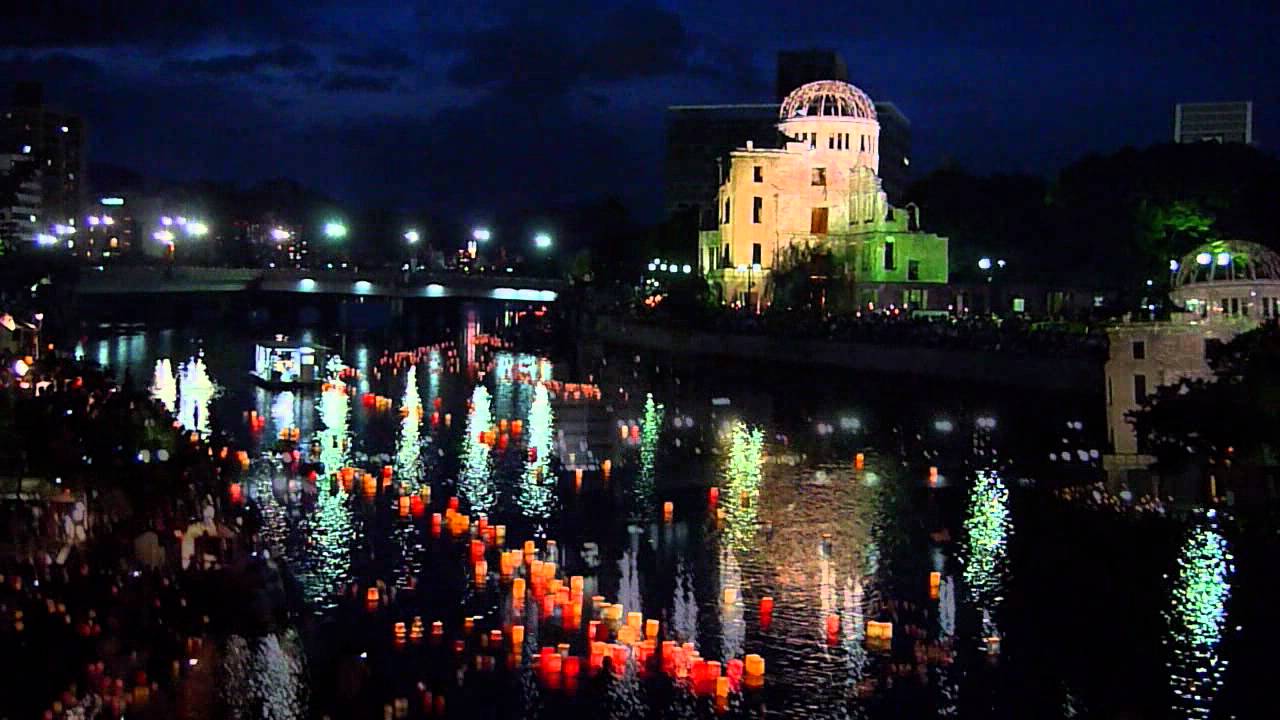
[79,307,1257,719]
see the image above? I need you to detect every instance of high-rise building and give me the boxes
[775,50,848,101]
[1,82,86,229]
[666,51,910,223]
[697,80,946,310]
[0,151,42,250]
[1174,101,1253,144]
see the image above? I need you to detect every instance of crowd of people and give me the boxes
[0,350,275,718]
[632,302,1108,359]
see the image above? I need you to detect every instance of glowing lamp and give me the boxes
[1196,252,1212,265]
[744,654,765,676]
[1216,252,1231,266]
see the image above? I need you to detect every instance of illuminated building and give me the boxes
[0,151,41,249]
[80,197,136,262]
[1104,240,1280,489]
[665,51,911,224]
[1174,101,1253,145]
[697,80,946,309]
[1,83,84,229]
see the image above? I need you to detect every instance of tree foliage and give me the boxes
[1129,324,1280,470]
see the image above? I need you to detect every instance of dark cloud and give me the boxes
[443,2,723,101]
[335,47,413,71]
[168,44,317,75]
[322,72,398,93]
[2,1,304,48]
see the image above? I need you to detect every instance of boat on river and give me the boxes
[250,336,327,389]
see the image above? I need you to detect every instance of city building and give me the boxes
[1,83,85,228]
[665,52,911,223]
[1104,240,1280,491]
[1174,101,1253,144]
[0,150,42,250]
[78,197,135,262]
[698,80,946,309]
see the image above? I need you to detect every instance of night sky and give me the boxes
[5,1,1278,220]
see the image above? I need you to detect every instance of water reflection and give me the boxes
[519,382,556,525]
[962,470,1010,648]
[1166,513,1233,718]
[150,358,177,413]
[395,365,424,485]
[177,356,216,437]
[460,384,495,513]
[633,393,663,515]
[722,421,763,551]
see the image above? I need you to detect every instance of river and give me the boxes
[77,305,1259,719]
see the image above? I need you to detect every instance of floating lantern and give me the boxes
[563,655,580,678]
[398,496,410,517]
[228,483,242,504]
[511,624,525,648]
[512,577,526,602]
[929,571,941,600]
[744,653,765,677]
[709,486,719,506]
[474,561,487,586]
[825,614,840,636]
[855,452,865,470]
[663,501,674,521]
[627,611,643,630]
[645,618,659,640]
[722,588,737,605]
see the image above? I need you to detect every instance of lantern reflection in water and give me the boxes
[1166,514,1233,719]
[459,384,495,514]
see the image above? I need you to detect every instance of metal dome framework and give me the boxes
[1173,240,1280,287]
[779,80,877,121]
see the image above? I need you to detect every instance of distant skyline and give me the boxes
[4,1,1278,220]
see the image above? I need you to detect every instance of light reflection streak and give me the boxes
[303,380,356,611]
[962,470,1010,644]
[1166,515,1233,719]
[634,393,663,515]
[518,383,556,524]
[460,384,495,514]
[722,421,763,551]
[395,366,423,485]
[177,356,216,437]
[150,358,176,413]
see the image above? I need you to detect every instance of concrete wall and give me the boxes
[596,317,1099,392]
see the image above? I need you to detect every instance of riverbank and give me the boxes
[593,315,1101,392]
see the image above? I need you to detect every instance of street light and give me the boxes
[533,232,552,249]
[153,229,175,243]
[270,227,291,241]
[186,221,209,237]
[473,228,491,242]
[978,257,992,270]
[404,230,420,244]
[324,221,347,239]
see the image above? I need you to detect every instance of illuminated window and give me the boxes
[1012,297,1025,313]
[1133,374,1147,403]
[752,196,762,223]
[811,168,826,186]
[1132,341,1145,360]
[907,259,920,281]
[753,166,762,182]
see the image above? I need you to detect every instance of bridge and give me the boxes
[73,266,564,302]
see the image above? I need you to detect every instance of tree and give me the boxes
[1129,324,1280,471]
